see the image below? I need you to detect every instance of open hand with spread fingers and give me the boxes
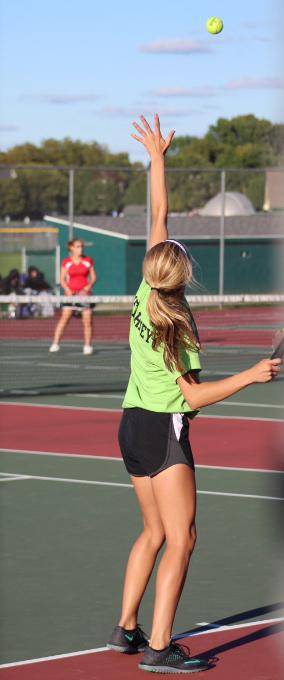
[131,113,175,160]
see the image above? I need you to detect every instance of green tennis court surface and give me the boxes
[0,340,284,398]
[0,299,283,396]
[1,448,284,667]
[1,301,284,676]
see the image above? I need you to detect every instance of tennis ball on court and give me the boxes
[206,17,223,34]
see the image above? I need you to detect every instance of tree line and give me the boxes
[0,115,283,218]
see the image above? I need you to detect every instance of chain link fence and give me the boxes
[0,165,283,294]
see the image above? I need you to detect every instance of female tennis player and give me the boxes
[49,239,96,355]
[107,114,282,674]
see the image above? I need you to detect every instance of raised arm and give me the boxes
[131,113,175,250]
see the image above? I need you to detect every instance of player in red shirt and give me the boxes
[49,239,96,354]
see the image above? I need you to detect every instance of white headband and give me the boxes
[165,239,188,256]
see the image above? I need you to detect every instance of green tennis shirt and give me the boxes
[122,278,202,415]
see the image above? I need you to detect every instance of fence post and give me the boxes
[146,165,151,250]
[55,244,61,290]
[219,169,226,302]
[21,247,27,274]
[68,168,74,240]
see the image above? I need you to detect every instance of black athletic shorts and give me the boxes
[118,407,195,478]
[61,301,96,311]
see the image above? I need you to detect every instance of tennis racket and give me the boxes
[270,328,284,360]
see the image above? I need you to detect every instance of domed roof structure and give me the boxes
[199,191,255,217]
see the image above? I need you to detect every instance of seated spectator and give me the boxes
[23,266,51,293]
[2,269,23,294]
[2,269,23,319]
[23,266,54,318]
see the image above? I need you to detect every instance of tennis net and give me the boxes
[0,293,283,397]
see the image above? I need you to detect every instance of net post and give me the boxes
[146,165,151,250]
[68,168,75,240]
[219,169,226,308]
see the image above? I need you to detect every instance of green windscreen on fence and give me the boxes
[0,253,22,278]
[25,250,57,288]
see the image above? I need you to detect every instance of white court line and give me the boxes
[0,401,121,413]
[0,360,127,371]
[1,616,283,669]
[37,362,81,369]
[0,401,283,422]
[0,360,32,366]
[196,463,284,475]
[205,349,270,356]
[0,475,30,482]
[197,490,284,501]
[0,472,132,489]
[0,646,109,669]
[37,363,126,371]
[1,449,283,474]
[201,414,283,423]
[83,366,128,372]
[173,616,284,640]
[1,472,283,500]
[74,393,124,398]
[218,401,284,410]
[0,355,45,360]
[0,361,276,378]
[75,394,284,410]
[0,447,124,459]
[0,472,30,477]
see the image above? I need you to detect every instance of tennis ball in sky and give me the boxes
[206,17,223,34]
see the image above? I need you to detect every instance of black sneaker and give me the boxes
[107,623,149,654]
[139,641,210,673]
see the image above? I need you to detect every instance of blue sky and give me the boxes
[1,0,283,163]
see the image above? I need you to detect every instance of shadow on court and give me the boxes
[171,604,284,674]
[174,601,284,640]
[195,622,284,666]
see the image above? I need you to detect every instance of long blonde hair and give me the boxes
[143,241,200,373]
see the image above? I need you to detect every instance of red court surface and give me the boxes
[1,305,283,345]
[1,622,283,679]
[1,404,283,471]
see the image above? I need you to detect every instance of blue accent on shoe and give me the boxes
[107,623,148,654]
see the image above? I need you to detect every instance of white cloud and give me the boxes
[147,86,217,98]
[0,124,19,131]
[144,78,284,100]
[224,77,284,90]
[95,106,203,118]
[139,39,212,54]
[23,94,100,105]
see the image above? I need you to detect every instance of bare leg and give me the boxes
[82,308,93,346]
[149,464,197,649]
[52,308,73,344]
[118,476,165,630]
